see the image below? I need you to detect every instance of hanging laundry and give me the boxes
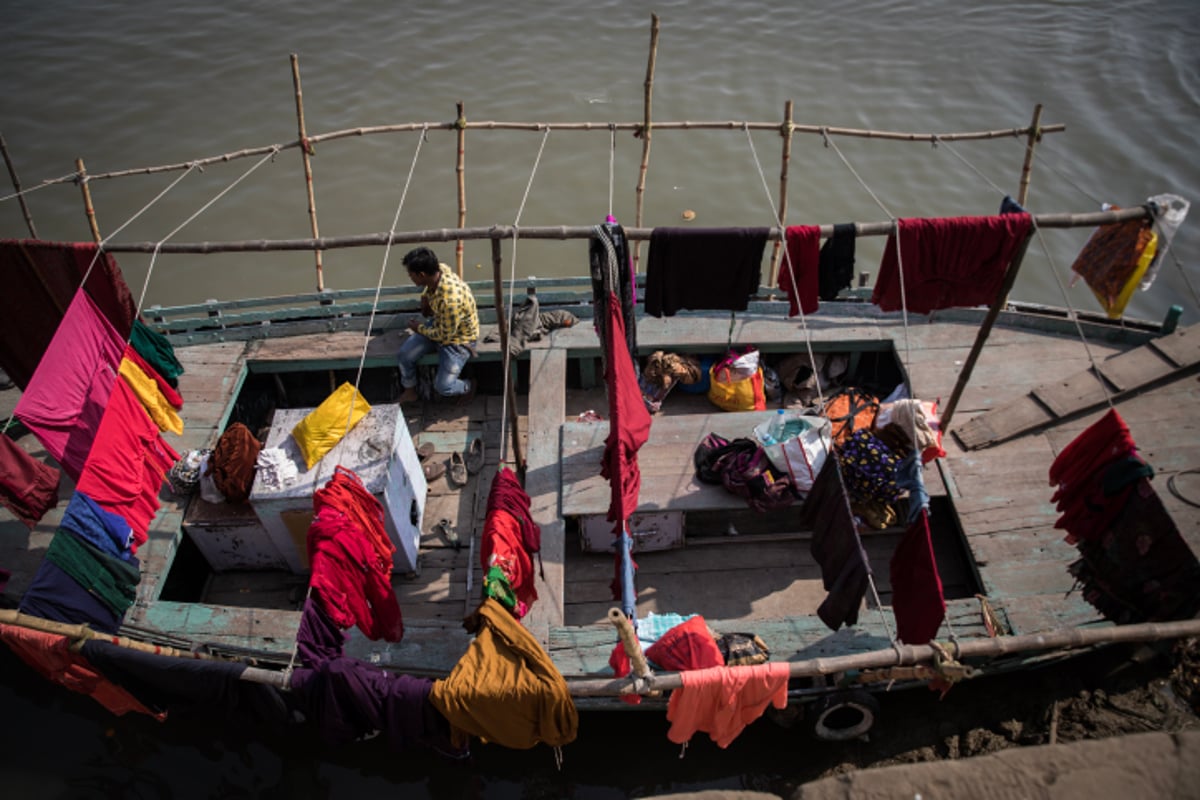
[797,457,872,631]
[14,289,126,481]
[59,490,134,560]
[0,623,163,719]
[777,225,820,316]
[590,220,639,368]
[75,379,178,553]
[428,597,578,750]
[18,556,127,634]
[1048,408,1139,544]
[601,291,652,528]
[118,349,184,435]
[1069,206,1157,319]
[307,466,403,642]
[889,508,945,645]
[665,661,792,749]
[286,599,460,752]
[871,214,1032,314]
[819,223,858,301]
[130,318,185,388]
[44,529,140,618]
[0,239,136,390]
[209,422,262,504]
[0,433,61,529]
[644,227,769,317]
[481,467,541,616]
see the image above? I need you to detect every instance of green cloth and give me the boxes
[482,564,518,611]
[45,530,140,617]
[130,319,184,388]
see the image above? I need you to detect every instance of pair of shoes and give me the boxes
[399,387,420,405]
[416,441,435,461]
[423,459,446,482]
[464,437,485,475]
[448,451,468,486]
[455,378,477,407]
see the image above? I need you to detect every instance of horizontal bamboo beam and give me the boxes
[99,206,1149,255]
[37,122,1065,185]
[568,617,1200,698]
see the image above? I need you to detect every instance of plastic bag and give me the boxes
[291,382,372,469]
[1142,193,1190,290]
[708,348,766,412]
[753,414,831,493]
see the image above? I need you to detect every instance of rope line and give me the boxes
[498,126,551,466]
[0,171,84,204]
[608,124,616,219]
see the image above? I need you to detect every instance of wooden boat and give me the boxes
[2,18,1198,748]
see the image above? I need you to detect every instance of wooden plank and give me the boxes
[1094,346,1177,392]
[1030,369,1109,418]
[953,397,1055,450]
[1148,324,1200,367]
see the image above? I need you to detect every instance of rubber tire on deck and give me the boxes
[807,689,880,741]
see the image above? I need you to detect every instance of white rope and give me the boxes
[498,126,551,466]
[608,124,616,219]
[0,171,81,204]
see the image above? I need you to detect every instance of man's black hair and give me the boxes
[402,247,441,275]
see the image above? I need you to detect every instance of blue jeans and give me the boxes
[397,333,473,396]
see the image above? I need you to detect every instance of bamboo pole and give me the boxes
[291,54,324,292]
[569,617,1200,698]
[1017,103,1043,208]
[51,122,1066,186]
[608,607,654,687]
[75,158,102,244]
[455,101,467,278]
[768,101,794,288]
[632,13,660,273]
[491,237,525,471]
[97,206,1152,255]
[938,230,1034,433]
[1,133,38,237]
[0,609,220,660]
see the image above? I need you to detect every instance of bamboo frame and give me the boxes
[455,101,467,277]
[768,100,794,288]
[75,158,102,243]
[1017,103,1043,207]
[291,54,324,292]
[1,133,38,237]
[632,13,660,273]
[491,238,525,471]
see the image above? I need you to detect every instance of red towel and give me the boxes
[0,434,61,528]
[778,225,821,316]
[601,291,651,527]
[871,214,1032,313]
[889,508,946,644]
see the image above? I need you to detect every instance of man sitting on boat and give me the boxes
[397,246,479,404]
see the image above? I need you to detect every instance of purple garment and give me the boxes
[290,599,460,754]
[14,290,125,481]
[60,490,134,560]
[797,456,871,630]
[19,558,122,634]
[644,227,769,317]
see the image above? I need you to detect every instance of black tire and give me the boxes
[807,689,880,741]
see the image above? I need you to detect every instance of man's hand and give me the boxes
[407,316,422,332]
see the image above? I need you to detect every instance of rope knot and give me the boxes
[820,127,830,148]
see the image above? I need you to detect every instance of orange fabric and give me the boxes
[665,661,791,748]
[118,353,183,435]
[0,623,164,720]
[429,598,577,749]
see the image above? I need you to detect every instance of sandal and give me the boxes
[423,459,446,482]
[448,451,468,486]
[431,517,460,548]
[464,437,485,475]
[416,441,435,462]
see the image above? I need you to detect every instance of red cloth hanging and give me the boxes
[778,225,821,316]
[1048,409,1139,543]
[600,291,651,527]
[889,508,946,644]
[0,434,61,528]
[871,214,1032,314]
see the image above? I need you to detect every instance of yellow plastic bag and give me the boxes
[291,382,372,469]
[707,363,766,412]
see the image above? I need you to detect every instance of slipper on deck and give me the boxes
[464,437,485,475]
[448,451,468,486]
[423,460,446,482]
[416,441,436,461]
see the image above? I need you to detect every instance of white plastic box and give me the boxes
[248,402,427,575]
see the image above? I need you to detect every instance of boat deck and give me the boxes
[2,302,1198,683]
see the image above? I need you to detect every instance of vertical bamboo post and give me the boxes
[1,133,38,238]
[491,237,525,471]
[1017,103,1043,208]
[455,101,467,278]
[768,100,794,288]
[291,54,324,292]
[75,158,102,244]
[632,13,660,272]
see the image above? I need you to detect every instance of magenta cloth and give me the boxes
[0,239,137,389]
[889,508,946,644]
[870,214,1032,313]
[14,290,126,481]
[778,226,821,316]
[75,379,179,553]
[0,434,61,528]
[601,291,651,526]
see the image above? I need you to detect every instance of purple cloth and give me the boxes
[60,490,134,560]
[19,558,122,634]
[14,290,125,481]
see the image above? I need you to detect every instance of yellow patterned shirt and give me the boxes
[418,263,479,345]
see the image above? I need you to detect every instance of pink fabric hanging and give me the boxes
[14,290,125,481]
[871,214,1032,314]
[778,225,821,316]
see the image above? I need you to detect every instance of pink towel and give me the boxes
[666,662,791,748]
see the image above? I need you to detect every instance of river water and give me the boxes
[1,1,1199,797]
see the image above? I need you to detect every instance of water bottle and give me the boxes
[768,408,786,442]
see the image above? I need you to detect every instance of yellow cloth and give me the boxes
[291,383,371,470]
[417,264,479,345]
[429,598,578,749]
[118,356,183,435]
